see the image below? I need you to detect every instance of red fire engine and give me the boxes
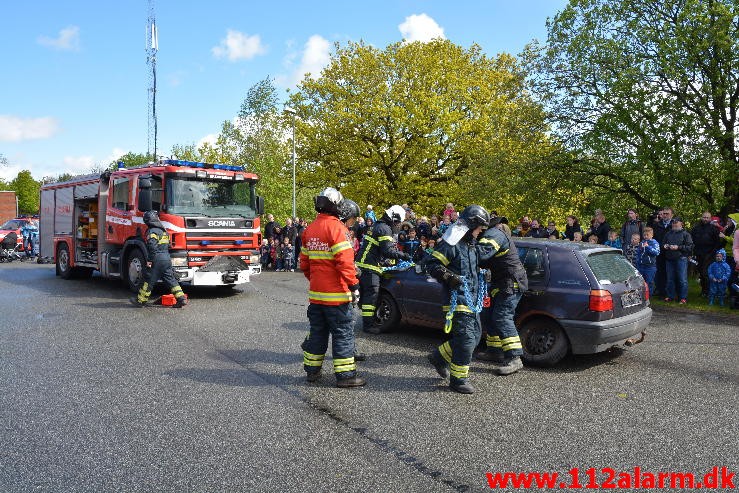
[39,159,264,290]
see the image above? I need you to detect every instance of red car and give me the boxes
[0,218,34,249]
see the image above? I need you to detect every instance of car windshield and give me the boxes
[586,251,638,284]
[166,176,257,218]
[0,220,25,230]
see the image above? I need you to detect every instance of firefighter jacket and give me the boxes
[426,237,481,313]
[145,226,171,261]
[300,213,358,305]
[477,227,528,294]
[356,219,406,274]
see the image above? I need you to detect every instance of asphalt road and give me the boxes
[1,262,737,492]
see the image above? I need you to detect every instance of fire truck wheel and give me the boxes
[125,248,146,292]
[57,243,73,279]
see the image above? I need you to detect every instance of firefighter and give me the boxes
[476,217,528,375]
[426,205,490,394]
[355,204,411,334]
[130,211,187,308]
[300,188,365,387]
[337,198,367,362]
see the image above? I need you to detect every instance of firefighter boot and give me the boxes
[450,380,476,394]
[306,371,321,383]
[428,352,450,379]
[174,296,188,308]
[476,351,505,364]
[336,375,366,388]
[493,356,524,376]
[129,296,147,307]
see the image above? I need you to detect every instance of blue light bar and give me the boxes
[200,240,211,246]
[159,159,245,172]
[234,240,244,245]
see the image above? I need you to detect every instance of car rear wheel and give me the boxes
[519,318,569,366]
[374,290,401,333]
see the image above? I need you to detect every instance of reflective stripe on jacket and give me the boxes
[300,213,358,305]
[356,220,404,273]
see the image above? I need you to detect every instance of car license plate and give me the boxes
[621,290,641,308]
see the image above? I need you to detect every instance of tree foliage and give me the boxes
[528,0,739,218]
[289,39,555,215]
[10,170,40,213]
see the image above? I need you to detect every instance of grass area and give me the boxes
[650,274,739,315]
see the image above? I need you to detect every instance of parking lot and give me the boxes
[1,263,737,492]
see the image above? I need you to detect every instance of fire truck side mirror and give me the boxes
[138,177,153,212]
[256,196,264,215]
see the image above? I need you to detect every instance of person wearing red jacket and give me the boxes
[300,188,365,388]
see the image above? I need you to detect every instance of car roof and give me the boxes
[512,237,620,253]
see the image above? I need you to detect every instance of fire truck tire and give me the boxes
[125,248,146,292]
[57,243,74,279]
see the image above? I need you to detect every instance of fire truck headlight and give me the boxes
[249,255,259,265]
[171,257,188,267]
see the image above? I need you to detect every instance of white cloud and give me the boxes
[0,115,60,142]
[197,134,219,148]
[399,14,445,43]
[286,35,331,87]
[212,30,266,61]
[37,25,81,51]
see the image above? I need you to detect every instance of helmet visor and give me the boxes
[442,218,470,246]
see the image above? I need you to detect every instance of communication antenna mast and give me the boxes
[146,0,159,158]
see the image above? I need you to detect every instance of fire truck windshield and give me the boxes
[166,176,257,217]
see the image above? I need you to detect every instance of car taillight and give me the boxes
[589,289,613,312]
[643,279,650,301]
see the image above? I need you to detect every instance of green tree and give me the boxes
[112,152,154,169]
[529,0,739,218]
[289,39,552,215]
[10,170,41,213]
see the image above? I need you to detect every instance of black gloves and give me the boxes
[348,284,360,304]
[441,270,463,289]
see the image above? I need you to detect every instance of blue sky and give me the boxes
[1,1,568,181]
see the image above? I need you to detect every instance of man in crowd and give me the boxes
[652,207,674,298]
[691,211,721,297]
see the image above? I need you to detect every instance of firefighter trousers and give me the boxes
[136,254,186,303]
[482,291,523,360]
[302,303,357,379]
[359,270,380,332]
[431,311,481,385]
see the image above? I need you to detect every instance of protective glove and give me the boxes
[398,252,411,261]
[348,284,360,304]
[441,270,463,289]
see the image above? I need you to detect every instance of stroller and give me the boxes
[0,232,24,262]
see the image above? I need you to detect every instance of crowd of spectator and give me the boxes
[261,203,739,308]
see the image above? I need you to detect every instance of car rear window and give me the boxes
[585,251,637,284]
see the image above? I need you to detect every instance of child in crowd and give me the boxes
[707,248,732,306]
[415,236,429,262]
[438,214,452,237]
[572,231,583,242]
[259,239,270,270]
[349,229,360,256]
[623,233,639,266]
[604,230,622,249]
[278,237,294,272]
[635,227,660,295]
[401,228,421,260]
[269,238,277,270]
[588,234,599,244]
[426,238,436,255]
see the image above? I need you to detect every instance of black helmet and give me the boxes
[338,199,360,222]
[460,205,490,230]
[314,187,343,216]
[143,210,161,227]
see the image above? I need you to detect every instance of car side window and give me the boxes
[518,247,545,282]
